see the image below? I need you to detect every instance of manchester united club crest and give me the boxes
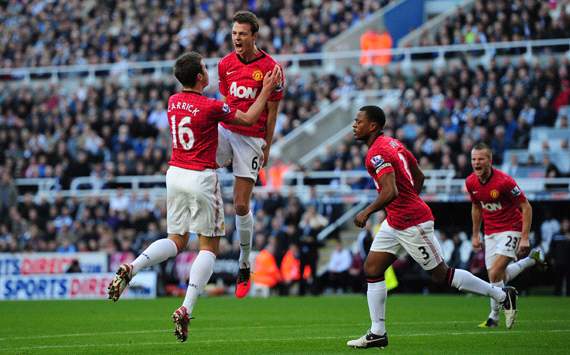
[490,189,500,199]
[252,69,263,81]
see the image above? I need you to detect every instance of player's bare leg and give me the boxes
[175,235,220,342]
[234,176,255,298]
[108,234,185,302]
[347,251,395,348]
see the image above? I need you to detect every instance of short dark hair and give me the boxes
[233,11,259,34]
[472,142,493,157]
[173,52,203,87]
[359,105,386,129]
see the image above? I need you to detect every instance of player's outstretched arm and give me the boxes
[517,199,532,258]
[233,66,282,126]
[471,202,483,250]
[354,172,398,228]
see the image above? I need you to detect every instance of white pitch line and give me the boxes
[1,319,569,342]
[1,329,570,352]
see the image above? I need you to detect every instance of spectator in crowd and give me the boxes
[551,218,570,296]
[541,210,561,255]
[280,243,309,295]
[298,205,326,295]
[0,171,17,220]
[325,239,353,294]
[252,236,282,297]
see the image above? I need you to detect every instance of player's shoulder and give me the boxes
[493,168,516,185]
[168,92,182,101]
[465,173,477,189]
[219,52,238,66]
[262,50,278,62]
[374,136,402,153]
[258,50,280,67]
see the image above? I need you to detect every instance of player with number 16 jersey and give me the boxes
[168,91,236,171]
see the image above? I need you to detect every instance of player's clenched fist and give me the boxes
[354,210,369,228]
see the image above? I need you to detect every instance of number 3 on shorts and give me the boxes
[418,246,430,260]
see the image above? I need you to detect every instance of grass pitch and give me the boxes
[0,294,569,354]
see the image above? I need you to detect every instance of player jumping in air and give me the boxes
[346,106,518,349]
[216,11,285,298]
[467,143,545,328]
[107,52,281,342]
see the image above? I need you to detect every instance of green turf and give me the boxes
[0,294,569,354]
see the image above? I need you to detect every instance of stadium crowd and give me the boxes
[312,57,570,176]
[415,0,570,47]
[0,0,389,69]
[2,56,569,186]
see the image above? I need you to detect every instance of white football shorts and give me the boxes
[216,125,265,181]
[370,220,444,270]
[483,231,520,269]
[166,166,225,237]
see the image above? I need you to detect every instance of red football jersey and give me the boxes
[167,91,236,171]
[465,168,527,235]
[365,136,434,230]
[218,50,284,138]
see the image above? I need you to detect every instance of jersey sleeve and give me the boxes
[210,99,236,122]
[218,60,229,98]
[268,63,285,102]
[504,175,527,204]
[367,149,394,181]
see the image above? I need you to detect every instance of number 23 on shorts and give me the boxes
[505,235,519,250]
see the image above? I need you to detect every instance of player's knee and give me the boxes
[363,261,383,279]
[168,235,188,253]
[488,269,504,283]
[234,204,250,216]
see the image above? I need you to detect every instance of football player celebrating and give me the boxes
[217,11,285,298]
[467,143,544,328]
[347,106,518,349]
[107,52,281,342]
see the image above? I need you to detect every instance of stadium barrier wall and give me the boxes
[0,272,156,300]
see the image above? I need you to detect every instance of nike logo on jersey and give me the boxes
[473,191,478,194]
[226,71,236,76]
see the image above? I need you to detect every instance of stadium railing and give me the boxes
[2,38,570,83]
[16,171,570,203]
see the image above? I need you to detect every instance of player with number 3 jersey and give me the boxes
[346,106,519,349]
[108,51,281,343]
